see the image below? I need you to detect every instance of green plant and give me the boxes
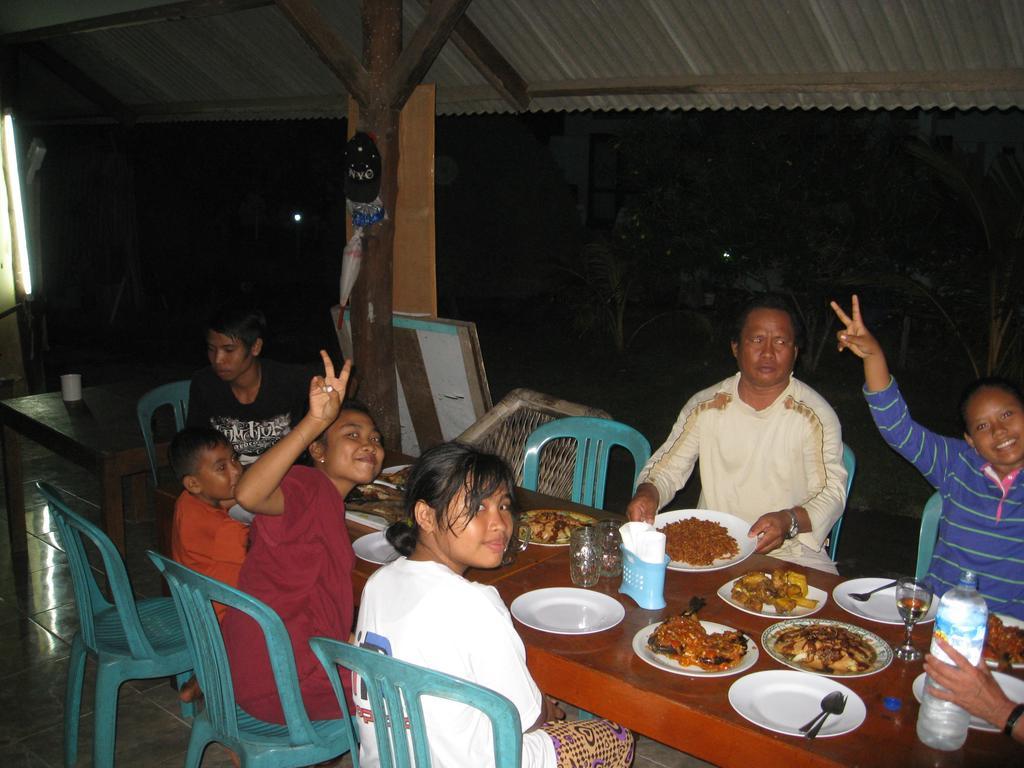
[557,235,637,354]
[905,140,1024,378]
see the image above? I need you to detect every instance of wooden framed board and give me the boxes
[332,307,492,456]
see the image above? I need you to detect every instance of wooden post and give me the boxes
[349,85,437,318]
[292,0,465,444]
[352,0,402,444]
[394,84,436,316]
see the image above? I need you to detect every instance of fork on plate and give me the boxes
[847,580,898,602]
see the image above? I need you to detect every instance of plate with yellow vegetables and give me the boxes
[717,569,826,618]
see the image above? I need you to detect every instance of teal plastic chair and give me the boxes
[137,380,190,482]
[826,443,856,561]
[148,552,351,768]
[522,416,652,508]
[36,481,193,768]
[310,637,522,768]
[915,492,943,580]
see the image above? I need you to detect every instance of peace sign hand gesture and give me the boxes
[829,294,881,360]
[308,350,351,427]
[830,295,891,391]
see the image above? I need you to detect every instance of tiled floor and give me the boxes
[0,438,719,767]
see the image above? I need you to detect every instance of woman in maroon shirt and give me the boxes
[222,352,383,723]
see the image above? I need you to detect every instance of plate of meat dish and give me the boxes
[985,613,1024,670]
[348,466,410,526]
[633,598,758,677]
[345,488,405,528]
[350,482,403,503]
[762,618,892,677]
[654,510,756,572]
[377,464,412,489]
[718,569,826,618]
[520,509,597,546]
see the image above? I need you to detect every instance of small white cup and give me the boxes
[60,374,82,402]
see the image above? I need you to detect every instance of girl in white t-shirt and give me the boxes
[353,442,634,768]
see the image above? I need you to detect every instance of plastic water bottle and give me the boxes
[915,570,988,751]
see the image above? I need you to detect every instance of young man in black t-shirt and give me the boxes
[186,306,310,466]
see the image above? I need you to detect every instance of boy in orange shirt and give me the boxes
[169,427,249,620]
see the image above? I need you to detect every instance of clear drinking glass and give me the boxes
[502,517,531,566]
[597,519,623,578]
[569,526,600,587]
[894,576,933,661]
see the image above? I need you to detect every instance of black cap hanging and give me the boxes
[344,132,381,203]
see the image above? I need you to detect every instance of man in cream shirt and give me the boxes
[627,295,847,573]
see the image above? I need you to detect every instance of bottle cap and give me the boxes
[883,697,901,711]
[959,570,977,588]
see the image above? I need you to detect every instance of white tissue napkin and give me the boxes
[619,522,667,564]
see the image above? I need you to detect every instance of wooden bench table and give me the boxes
[3,382,167,554]
[493,551,1021,768]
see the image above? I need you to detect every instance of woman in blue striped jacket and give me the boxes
[831,295,1024,620]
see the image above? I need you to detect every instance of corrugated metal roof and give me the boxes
[5,0,1024,122]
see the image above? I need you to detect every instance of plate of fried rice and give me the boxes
[654,509,756,572]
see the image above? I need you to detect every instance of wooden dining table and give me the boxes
[150,447,1019,768]
[347,497,1021,768]
[2,381,169,554]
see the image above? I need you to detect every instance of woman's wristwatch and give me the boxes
[785,508,800,540]
[1005,702,1024,736]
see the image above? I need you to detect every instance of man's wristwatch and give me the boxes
[1005,702,1024,736]
[784,508,799,540]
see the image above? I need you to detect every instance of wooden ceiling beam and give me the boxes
[413,0,527,112]
[274,0,369,105]
[22,43,136,126]
[387,0,472,110]
[528,70,1024,98]
[0,0,271,45]
[131,94,348,118]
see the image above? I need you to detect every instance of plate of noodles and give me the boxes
[762,618,892,677]
[653,509,756,572]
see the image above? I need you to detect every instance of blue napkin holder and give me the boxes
[618,545,669,609]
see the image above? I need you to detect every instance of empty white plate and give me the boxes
[913,671,1024,732]
[510,588,625,635]
[352,531,400,565]
[728,670,866,737]
[833,578,938,626]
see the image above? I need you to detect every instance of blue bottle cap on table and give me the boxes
[883,697,901,711]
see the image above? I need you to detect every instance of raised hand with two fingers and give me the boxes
[829,294,883,359]
[308,349,352,426]
[829,294,891,391]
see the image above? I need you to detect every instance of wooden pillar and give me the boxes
[352,0,402,444]
[348,85,437,317]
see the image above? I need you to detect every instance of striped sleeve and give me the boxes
[863,377,960,489]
